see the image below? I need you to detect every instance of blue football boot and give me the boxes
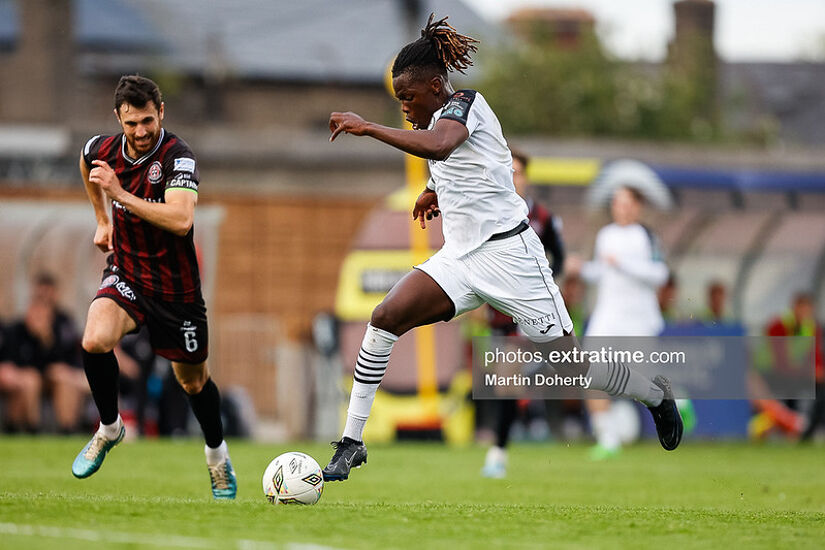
[208,458,237,500]
[72,425,125,479]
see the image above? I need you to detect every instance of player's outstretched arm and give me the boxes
[88,160,196,237]
[80,154,113,252]
[329,112,468,161]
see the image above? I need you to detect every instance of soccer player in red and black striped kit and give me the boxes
[482,150,566,478]
[72,75,236,499]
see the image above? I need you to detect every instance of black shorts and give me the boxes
[94,264,208,364]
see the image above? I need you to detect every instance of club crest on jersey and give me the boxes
[147,161,163,184]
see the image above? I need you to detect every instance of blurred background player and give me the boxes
[658,273,681,324]
[581,186,670,459]
[751,292,823,440]
[702,280,730,325]
[323,14,682,482]
[481,149,566,478]
[0,273,86,434]
[73,75,236,499]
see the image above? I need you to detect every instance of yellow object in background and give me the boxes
[527,157,601,186]
[340,371,475,446]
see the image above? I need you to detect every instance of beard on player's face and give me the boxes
[117,102,163,156]
[127,128,159,154]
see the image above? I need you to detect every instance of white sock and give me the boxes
[343,412,368,442]
[205,440,229,467]
[591,410,621,451]
[342,323,398,442]
[587,360,664,407]
[485,445,507,466]
[99,415,123,440]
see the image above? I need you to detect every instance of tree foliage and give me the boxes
[478,30,721,141]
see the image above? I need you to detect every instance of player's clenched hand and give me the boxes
[412,188,440,229]
[329,112,369,142]
[93,222,113,253]
[89,160,125,201]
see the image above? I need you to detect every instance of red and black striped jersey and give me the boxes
[83,129,202,302]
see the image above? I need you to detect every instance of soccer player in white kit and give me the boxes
[322,14,683,481]
[582,186,670,459]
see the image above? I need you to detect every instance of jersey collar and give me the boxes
[121,128,165,166]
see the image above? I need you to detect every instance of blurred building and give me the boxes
[0,0,499,191]
[506,7,595,49]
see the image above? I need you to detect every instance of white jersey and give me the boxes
[582,223,669,337]
[426,90,528,259]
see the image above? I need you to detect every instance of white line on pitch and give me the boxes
[0,523,343,550]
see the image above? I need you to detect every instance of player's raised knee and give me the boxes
[81,330,118,354]
[370,302,401,335]
[178,378,206,395]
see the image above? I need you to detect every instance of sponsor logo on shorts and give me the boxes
[513,313,557,327]
[101,274,136,301]
[173,157,196,173]
[539,323,556,334]
[147,161,163,184]
[99,275,119,289]
[115,281,137,302]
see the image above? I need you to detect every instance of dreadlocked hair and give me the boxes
[391,13,479,78]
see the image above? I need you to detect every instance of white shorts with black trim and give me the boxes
[415,226,574,343]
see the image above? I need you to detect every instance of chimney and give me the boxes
[668,0,718,125]
[670,0,716,66]
[507,8,596,49]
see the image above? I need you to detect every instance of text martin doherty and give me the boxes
[484,373,592,389]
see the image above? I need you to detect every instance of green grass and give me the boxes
[1,437,823,549]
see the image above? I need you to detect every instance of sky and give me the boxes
[463,0,825,62]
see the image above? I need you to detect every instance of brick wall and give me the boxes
[207,193,376,340]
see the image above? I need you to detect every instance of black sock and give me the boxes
[82,350,120,425]
[187,378,224,448]
[495,399,518,448]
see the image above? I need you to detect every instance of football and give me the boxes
[262,452,324,505]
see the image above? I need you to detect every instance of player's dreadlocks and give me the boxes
[391,13,479,78]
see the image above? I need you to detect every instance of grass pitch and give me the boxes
[1,436,823,549]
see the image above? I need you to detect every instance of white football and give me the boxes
[262,451,324,505]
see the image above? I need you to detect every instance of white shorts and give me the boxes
[415,227,574,343]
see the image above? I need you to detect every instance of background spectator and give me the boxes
[0,274,87,433]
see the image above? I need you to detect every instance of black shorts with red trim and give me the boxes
[95,264,208,364]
